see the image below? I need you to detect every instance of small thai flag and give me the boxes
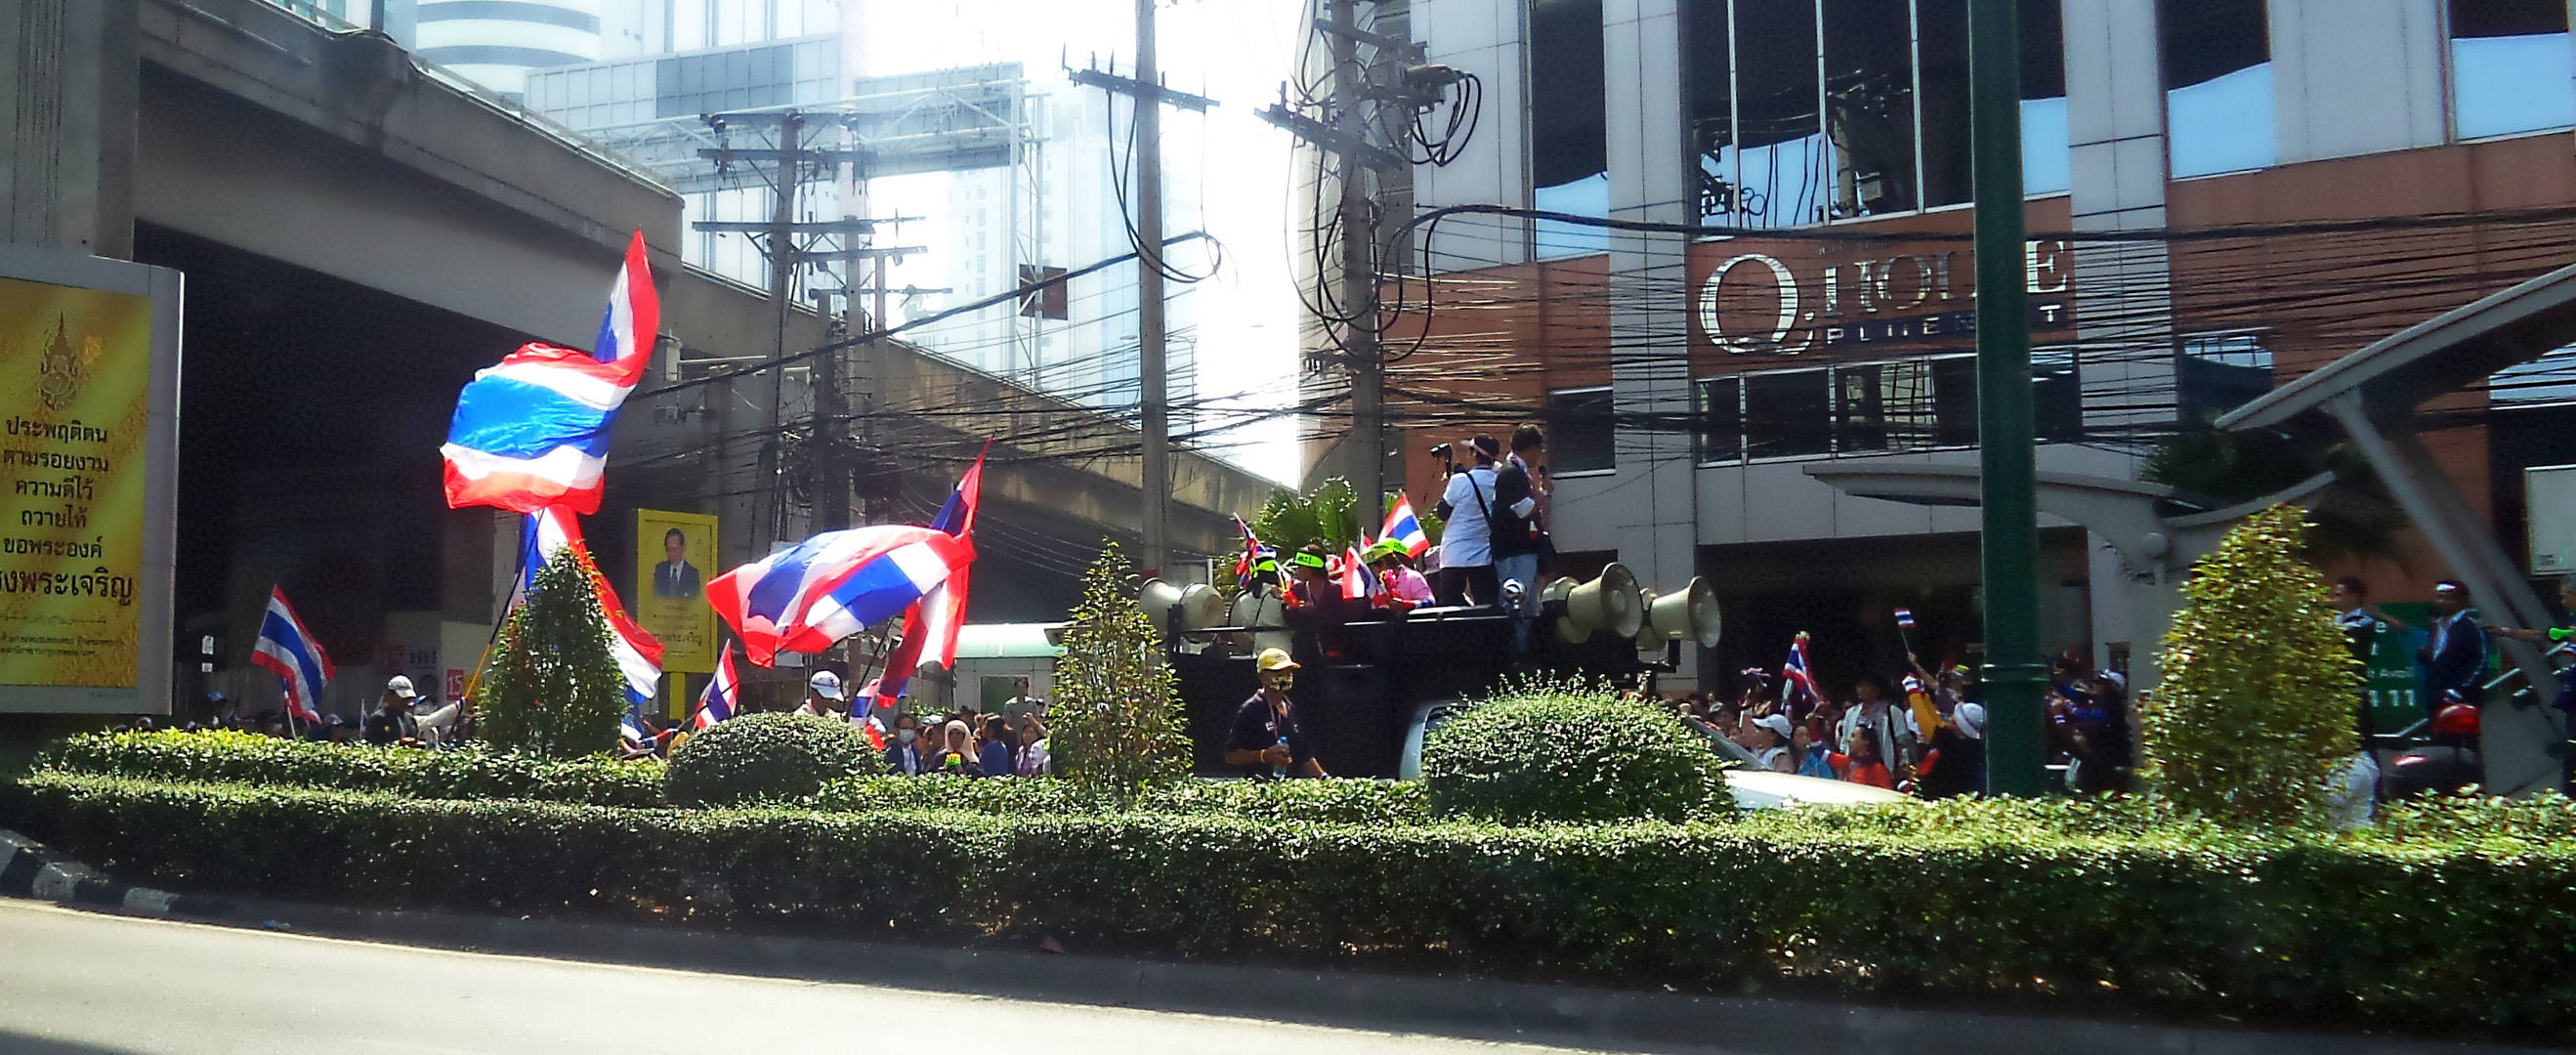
[1894,607,1916,629]
[1781,631,1820,706]
[693,642,739,730]
[251,588,332,727]
[1381,496,1431,559]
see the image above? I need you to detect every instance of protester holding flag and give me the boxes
[1370,541,1434,613]
[363,676,425,748]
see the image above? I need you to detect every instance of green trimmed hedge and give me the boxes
[14,772,2576,1043]
[810,772,1427,824]
[664,713,884,807]
[33,731,662,806]
[1422,691,1731,823]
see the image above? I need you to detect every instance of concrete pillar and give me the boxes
[0,0,139,258]
[2062,0,2173,466]
[1599,0,1698,681]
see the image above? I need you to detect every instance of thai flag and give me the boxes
[1381,496,1430,558]
[1781,631,1820,707]
[865,453,986,707]
[251,588,332,727]
[1339,542,1376,602]
[518,504,664,708]
[1232,517,1269,590]
[441,232,659,515]
[708,525,975,668]
[1894,607,1916,629]
[693,643,740,729]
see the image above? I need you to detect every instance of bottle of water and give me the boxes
[1273,736,1289,780]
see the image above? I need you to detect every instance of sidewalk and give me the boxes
[0,829,2555,1055]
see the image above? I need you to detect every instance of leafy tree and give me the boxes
[1252,477,1361,554]
[2143,504,2361,826]
[1051,542,1189,792]
[475,546,628,757]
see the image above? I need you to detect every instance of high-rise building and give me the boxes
[414,0,606,96]
[909,87,1199,428]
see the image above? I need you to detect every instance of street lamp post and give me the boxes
[1969,0,2048,796]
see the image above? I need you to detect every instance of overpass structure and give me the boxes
[3,0,1271,715]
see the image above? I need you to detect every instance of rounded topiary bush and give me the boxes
[664,712,884,807]
[1422,683,1730,823]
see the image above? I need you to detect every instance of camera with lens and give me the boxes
[1428,442,1454,460]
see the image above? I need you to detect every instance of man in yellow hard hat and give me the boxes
[1223,648,1326,779]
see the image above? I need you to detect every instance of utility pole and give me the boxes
[1968,0,2045,796]
[1071,7,1216,577]
[1136,0,1170,577]
[1333,0,1384,532]
[700,111,917,543]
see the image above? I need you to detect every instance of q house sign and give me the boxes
[1694,240,2074,356]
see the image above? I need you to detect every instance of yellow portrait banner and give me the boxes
[636,509,718,673]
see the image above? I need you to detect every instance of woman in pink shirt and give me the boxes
[1369,541,1435,612]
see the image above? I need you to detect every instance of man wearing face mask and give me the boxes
[883,711,926,776]
[1224,649,1327,779]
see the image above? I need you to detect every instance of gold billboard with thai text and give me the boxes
[0,274,151,688]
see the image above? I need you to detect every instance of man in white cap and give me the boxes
[797,670,846,720]
[363,675,423,747]
[1751,713,1795,773]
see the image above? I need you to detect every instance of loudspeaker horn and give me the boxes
[1141,578,1224,634]
[1555,563,1645,643]
[1641,577,1722,649]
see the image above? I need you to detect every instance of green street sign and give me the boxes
[2360,619,2425,738]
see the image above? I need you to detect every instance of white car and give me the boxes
[1401,703,1916,811]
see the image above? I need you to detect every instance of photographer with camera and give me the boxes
[1430,434,1501,607]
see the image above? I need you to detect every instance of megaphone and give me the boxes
[1141,578,1224,634]
[1553,563,1644,643]
[1639,577,1722,649]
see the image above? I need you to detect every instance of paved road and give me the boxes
[0,900,1624,1055]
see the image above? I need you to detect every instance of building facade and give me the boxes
[1346,0,2576,688]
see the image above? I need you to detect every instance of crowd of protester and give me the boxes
[1670,649,2137,798]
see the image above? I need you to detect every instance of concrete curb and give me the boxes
[0,828,2557,1055]
[0,828,223,916]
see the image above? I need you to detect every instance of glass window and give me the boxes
[1731,0,1830,228]
[1697,376,1743,462]
[2175,332,2275,425]
[1687,0,1738,220]
[1931,355,1979,445]
[1745,369,1833,458]
[1836,359,1939,452]
[1532,0,1611,256]
[2161,0,2276,178]
[1822,0,1919,218]
[1545,387,1618,472]
[2450,0,2576,140]
[2034,347,2085,442]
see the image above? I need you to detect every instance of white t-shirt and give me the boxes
[1439,466,1499,568]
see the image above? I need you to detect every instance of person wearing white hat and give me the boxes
[797,670,846,719]
[363,676,423,748]
[1752,712,1795,773]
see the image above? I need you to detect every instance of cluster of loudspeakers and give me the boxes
[1539,565,1721,650]
[1140,578,1226,634]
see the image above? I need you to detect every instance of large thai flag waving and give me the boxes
[1781,631,1819,708]
[519,504,663,708]
[442,232,659,514]
[859,452,985,708]
[251,588,332,727]
[707,525,975,667]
